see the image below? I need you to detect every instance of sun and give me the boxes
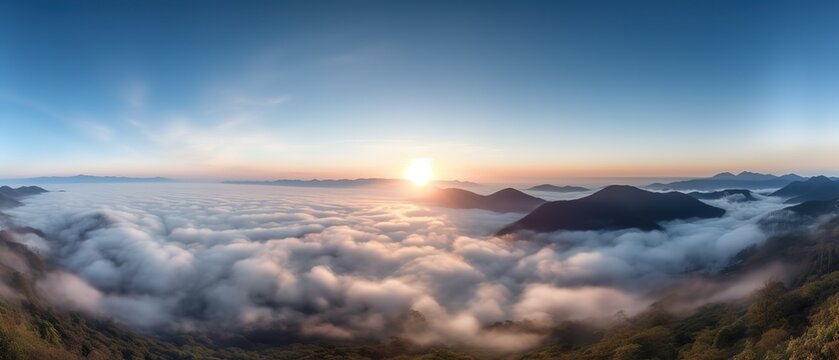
[403,158,435,186]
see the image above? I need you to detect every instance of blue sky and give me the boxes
[2,0,838,180]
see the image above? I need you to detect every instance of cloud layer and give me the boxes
[4,184,789,351]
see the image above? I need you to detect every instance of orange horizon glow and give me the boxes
[3,147,839,183]
[5,160,838,184]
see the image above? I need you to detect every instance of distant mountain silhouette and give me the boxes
[0,185,47,209]
[647,171,805,191]
[498,185,725,234]
[758,197,839,240]
[687,189,756,202]
[527,184,590,193]
[226,178,479,188]
[1,175,173,184]
[709,171,782,181]
[423,188,546,213]
[770,176,839,204]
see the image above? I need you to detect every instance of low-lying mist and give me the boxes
[3,184,792,352]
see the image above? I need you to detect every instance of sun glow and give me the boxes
[403,158,435,186]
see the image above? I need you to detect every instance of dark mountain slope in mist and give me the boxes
[424,187,546,213]
[525,215,839,360]
[0,185,47,209]
[687,189,757,202]
[734,216,839,277]
[498,185,725,234]
[648,171,805,191]
[527,184,590,193]
[759,197,839,233]
[0,194,22,209]
[785,198,839,218]
[771,176,839,204]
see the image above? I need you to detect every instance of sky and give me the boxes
[2,0,839,181]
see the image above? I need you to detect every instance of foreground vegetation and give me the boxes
[522,272,839,360]
[0,293,472,360]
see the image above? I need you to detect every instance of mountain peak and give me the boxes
[712,172,736,179]
[424,187,545,213]
[710,171,776,181]
[598,184,644,192]
[492,187,527,196]
[498,186,725,234]
[807,175,833,183]
[587,185,650,199]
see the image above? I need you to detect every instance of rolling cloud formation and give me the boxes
[4,184,790,351]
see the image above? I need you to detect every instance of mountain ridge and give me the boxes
[647,171,806,191]
[0,185,48,209]
[498,185,725,234]
[422,187,546,213]
[526,184,590,193]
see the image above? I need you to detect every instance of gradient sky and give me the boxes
[2,0,839,181]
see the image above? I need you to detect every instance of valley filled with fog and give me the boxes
[3,183,795,352]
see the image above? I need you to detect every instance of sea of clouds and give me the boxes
[3,183,791,351]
